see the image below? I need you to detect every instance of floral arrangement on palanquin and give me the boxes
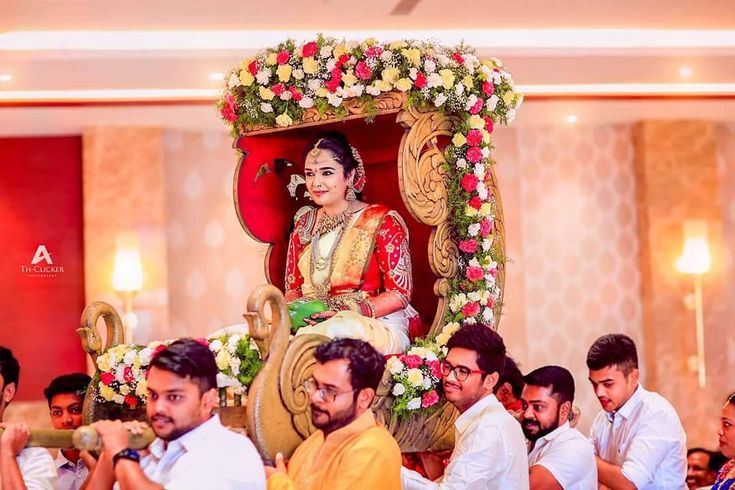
[94,333,261,409]
[217,35,522,418]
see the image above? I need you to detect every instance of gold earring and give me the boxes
[346,185,357,202]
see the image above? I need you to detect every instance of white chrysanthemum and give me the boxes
[482,238,492,252]
[464,94,478,111]
[366,85,381,96]
[427,73,442,89]
[433,93,448,107]
[482,308,494,322]
[506,108,517,123]
[486,94,499,112]
[320,46,333,58]
[406,397,422,410]
[255,69,271,85]
[307,79,321,92]
[228,73,240,89]
[449,293,468,313]
[436,54,451,66]
[260,103,273,113]
[468,291,481,302]
[387,357,405,375]
[292,69,305,80]
[327,93,343,107]
[477,182,488,200]
[424,59,436,73]
[408,67,418,80]
[406,368,424,387]
[113,394,125,405]
[392,383,406,396]
[216,372,238,388]
[209,339,223,352]
[227,335,241,349]
[138,348,153,365]
[380,50,394,63]
[468,223,481,236]
[299,96,314,109]
[279,91,293,101]
[456,158,468,169]
[123,350,137,365]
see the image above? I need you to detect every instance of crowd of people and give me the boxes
[1,329,733,490]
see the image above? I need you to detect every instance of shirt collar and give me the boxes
[149,413,221,458]
[55,449,76,469]
[454,393,502,435]
[322,409,376,447]
[535,421,570,446]
[607,383,644,422]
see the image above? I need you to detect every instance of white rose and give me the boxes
[456,158,468,169]
[113,394,125,405]
[366,85,381,96]
[468,291,481,302]
[424,351,438,362]
[492,71,502,84]
[216,372,237,388]
[327,93,343,107]
[123,350,137,365]
[474,162,486,179]
[424,59,436,73]
[227,335,241,349]
[406,397,422,410]
[422,377,433,390]
[292,69,304,80]
[409,67,418,80]
[455,83,465,96]
[209,340,223,352]
[468,223,481,236]
[279,91,293,101]
[469,258,481,268]
[380,50,394,63]
[228,73,240,89]
[307,79,321,92]
[437,54,451,66]
[481,65,493,78]
[464,94,478,111]
[255,69,271,85]
[299,96,314,109]
[482,238,492,252]
[119,384,131,395]
[260,103,273,113]
[433,93,448,107]
[320,45,333,58]
[406,368,424,387]
[347,84,364,97]
[138,348,152,365]
[482,307,494,322]
[115,368,126,384]
[229,357,241,374]
[506,108,517,123]
[392,383,406,396]
[387,357,405,375]
[326,58,337,71]
[481,147,491,158]
[477,182,488,200]
[427,73,442,88]
[485,273,496,287]
[486,94,499,112]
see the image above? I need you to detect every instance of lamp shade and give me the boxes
[675,220,711,275]
[112,248,143,292]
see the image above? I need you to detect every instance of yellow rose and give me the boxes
[375,80,392,92]
[275,113,293,127]
[435,332,450,347]
[99,385,115,402]
[481,59,498,70]
[215,349,231,371]
[439,69,455,89]
[333,44,348,58]
[259,86,275,101]
[342,72,357,87]
[394,78,412,92]
[465,205,479,217]
[239,70,255,87]
[481,129,491,144]
[389,41,407,50]
[276,64,292,83]
[315,87,328,97]
[401,47,421,67]
[452,133,467,147]
[468,114,485,129]
[266,52,278,66]
[406,368,424,387]
[480,202,493,216]
[135,379,147,398]
[97,355,111,372]
[381,67,399,84]
[239,57,254,71]
[462,75,474,89]
[503,91,515,106]
[302,57,318,75]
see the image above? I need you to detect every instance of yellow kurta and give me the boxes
[267,410,401,490]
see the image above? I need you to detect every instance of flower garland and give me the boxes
[218,35,522,417]
[94,334,262,408]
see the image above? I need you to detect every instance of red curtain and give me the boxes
[0,136,86,401]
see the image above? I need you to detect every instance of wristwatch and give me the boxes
[112,448,140,468]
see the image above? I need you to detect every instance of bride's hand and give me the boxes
[306,310,337,324]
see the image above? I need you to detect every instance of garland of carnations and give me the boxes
[218,35,522,417]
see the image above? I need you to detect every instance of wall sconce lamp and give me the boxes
[112,236,143,343]
[674,220,710,389]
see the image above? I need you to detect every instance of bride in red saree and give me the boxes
[284,131,415,354]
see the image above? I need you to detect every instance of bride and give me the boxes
[284,131,415,355]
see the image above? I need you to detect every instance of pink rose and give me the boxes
[100,372,115,386]
[458,239,478,254]
[276,50,290,65]
[461,174,479,192]
[427,360,442,379]
[484,116,494,134]
[365,46,383,58]
[479,219,493,237]
[414,72,427,89]
[335,54,350,68]
[221,94,238,122]
[355,61,372,80]
[469,196,482,210]
[400,354,423,369]
[466,146,483,164]
[466,266,484,282]
[123,365,135,383]
[469,98,484,115]
[422,389,440,408]
[482,81,495,96]
[487,297,496,309]
[461,302,480,317]
[271,83,285,96]
[302,41,318,58]
[466,129,483,147]
[453,52,465,64]
[325,77,341,93]
[288,85,303,101]
[248,60,258,76]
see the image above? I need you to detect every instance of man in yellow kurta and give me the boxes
[266,338,401,490]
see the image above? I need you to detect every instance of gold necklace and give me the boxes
[313,203,355,237]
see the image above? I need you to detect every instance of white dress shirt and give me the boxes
[589,384,687,490]
[53,449,89,490]
[402,394,529,490]
[116,414,266,490]
[14,446,57,490]
[528,422,597,490]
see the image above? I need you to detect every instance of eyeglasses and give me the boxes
[303,378,357,402]
[439,361,485,381]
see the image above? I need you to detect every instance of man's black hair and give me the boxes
[524,365,576,405]
[44,373,92,406]
[495,356,525,398]
[586,333,638,375]
[446,324,506,376]
[0,346,20,389]
[150,339,218,394]
[314,338,385,392]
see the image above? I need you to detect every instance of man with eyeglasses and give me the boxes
[401,324,529,489]
[266,337,401,489]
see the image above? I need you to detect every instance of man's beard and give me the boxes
[311,401,358,435]
[522,408,561,442]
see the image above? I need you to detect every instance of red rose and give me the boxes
[335,53,350,68]
[330,67,343,82]
[124,395,138,408]
[427,360,442,379]
[486,296,496,309]
[461,173,479,192]
[466,146,483,164]
[100,372,115,386]
[469,196,482,210]
[276,50,290,65]
[355,61,372,80]
[123,365,135,384]
[325,77,341,93]
[469,98,483,115]
[480,219,493,237]
[414,72,427,89]
[466,266,484,282]
[422,389,440,408]
[194,338,208,347]
[248,60,258,76]
[302,41,318,58]
[482,81,495,96]
[453,52,465,65]
[365,46,383,57]
[271,83,285,96]
[289,85,303,101]
[220,94,238,123]
[483,116,495,134]
[466,129,483,147]
[400,354,423,369]
[458,239,478,254]
[461,302,480,317]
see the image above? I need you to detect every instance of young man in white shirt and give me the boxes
[587,333,687,490]
[401,324,529,490]
[0,345,57,490]
[85,339,266,490]
[44,372,93,490]
[521,365,597,490]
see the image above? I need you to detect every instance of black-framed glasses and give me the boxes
[303,378,357,402]
[439,361,485,381]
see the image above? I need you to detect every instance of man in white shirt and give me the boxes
[521,365,597,490]
[44,372,93,490]
[0,345,57,490]
[86,339,266,490]
[587,334,687,490]
[401,324,529,490]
